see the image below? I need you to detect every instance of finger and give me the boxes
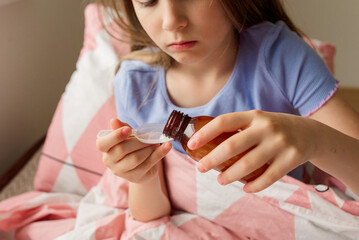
[106,135,153,162]
[110,118,131,130]
[218,138,279,185]
[103,136,156,170]
[137,142,172,173]
[187,111,257,150]
[197,126,260,173]
[123,142,172,182]
[115,144,159,173]
[149,142,172,163]
[96,126,132,152]
[243,150,297,193]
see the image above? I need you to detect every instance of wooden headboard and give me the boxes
[338,87,359,113]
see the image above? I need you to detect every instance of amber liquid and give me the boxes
[163,111,268,183]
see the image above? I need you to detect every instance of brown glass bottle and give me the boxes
[163,110,268,182]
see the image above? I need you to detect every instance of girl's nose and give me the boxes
[162,1,187,31]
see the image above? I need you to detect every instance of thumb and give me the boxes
[110,118,131,130]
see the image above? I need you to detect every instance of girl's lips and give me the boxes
[169,41,196,50]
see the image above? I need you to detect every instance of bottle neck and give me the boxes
[163,110,191,142]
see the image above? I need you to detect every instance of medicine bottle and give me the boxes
[163,110,268,182]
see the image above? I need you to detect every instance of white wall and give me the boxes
[285,0,359,88]
[0,0,86,177]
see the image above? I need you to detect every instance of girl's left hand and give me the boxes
[187,110,322,193]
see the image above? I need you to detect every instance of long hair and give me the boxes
[97,0,303,69]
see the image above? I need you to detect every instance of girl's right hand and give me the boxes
[96,119,172,184]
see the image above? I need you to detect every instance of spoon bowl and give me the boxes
[97,123,173,144]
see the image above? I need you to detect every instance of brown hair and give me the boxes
[97,0,303,69]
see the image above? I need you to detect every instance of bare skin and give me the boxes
[96,119,172,222]
[187,93,359,196]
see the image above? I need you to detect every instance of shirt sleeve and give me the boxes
[113,62,139,128]
[264,21,338,116]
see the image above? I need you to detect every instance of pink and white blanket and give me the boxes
[1,150,359,239]
[1,3,357,239]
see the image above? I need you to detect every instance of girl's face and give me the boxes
[131,0,236,66]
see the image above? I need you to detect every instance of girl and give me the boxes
[96,0,359,222]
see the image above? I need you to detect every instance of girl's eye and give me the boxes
[137,0,157,7]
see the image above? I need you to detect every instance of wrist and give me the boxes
[129,174,161,188]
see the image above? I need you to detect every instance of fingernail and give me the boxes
[162,142,172,151]
[187,137,198,149]
[217,175,224,185]
[243,185,252,193]
[121,127,131,136]
[197,162,206,172]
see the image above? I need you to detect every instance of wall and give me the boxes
[0,0,87,178]
[285,0,359,88]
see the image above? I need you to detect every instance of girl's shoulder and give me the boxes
[243,21,338,117]
[242,20,301,48]
[242,20,321,71]
[119,59,161,74]
[115,59,163,88]
[113,59,164,105]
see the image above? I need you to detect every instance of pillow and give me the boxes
[33,3,129,195]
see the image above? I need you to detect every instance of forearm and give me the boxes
[128,162,171,222]
[310,122,359,196]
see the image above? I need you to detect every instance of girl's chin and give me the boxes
[170,54,203,66]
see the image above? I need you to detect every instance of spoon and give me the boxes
[97,123,173,144]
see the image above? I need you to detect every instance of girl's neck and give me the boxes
[165,37,239,108]
[171,36,238,84]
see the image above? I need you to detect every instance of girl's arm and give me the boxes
[96,119,172,222]
[129,160,171,222]
[187,93,359,195]
[307,93,359,195]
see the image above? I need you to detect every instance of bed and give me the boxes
[1,3,359,240]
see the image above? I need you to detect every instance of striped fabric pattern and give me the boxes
[1,150,359,239]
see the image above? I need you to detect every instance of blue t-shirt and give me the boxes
[113,21,338,180]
